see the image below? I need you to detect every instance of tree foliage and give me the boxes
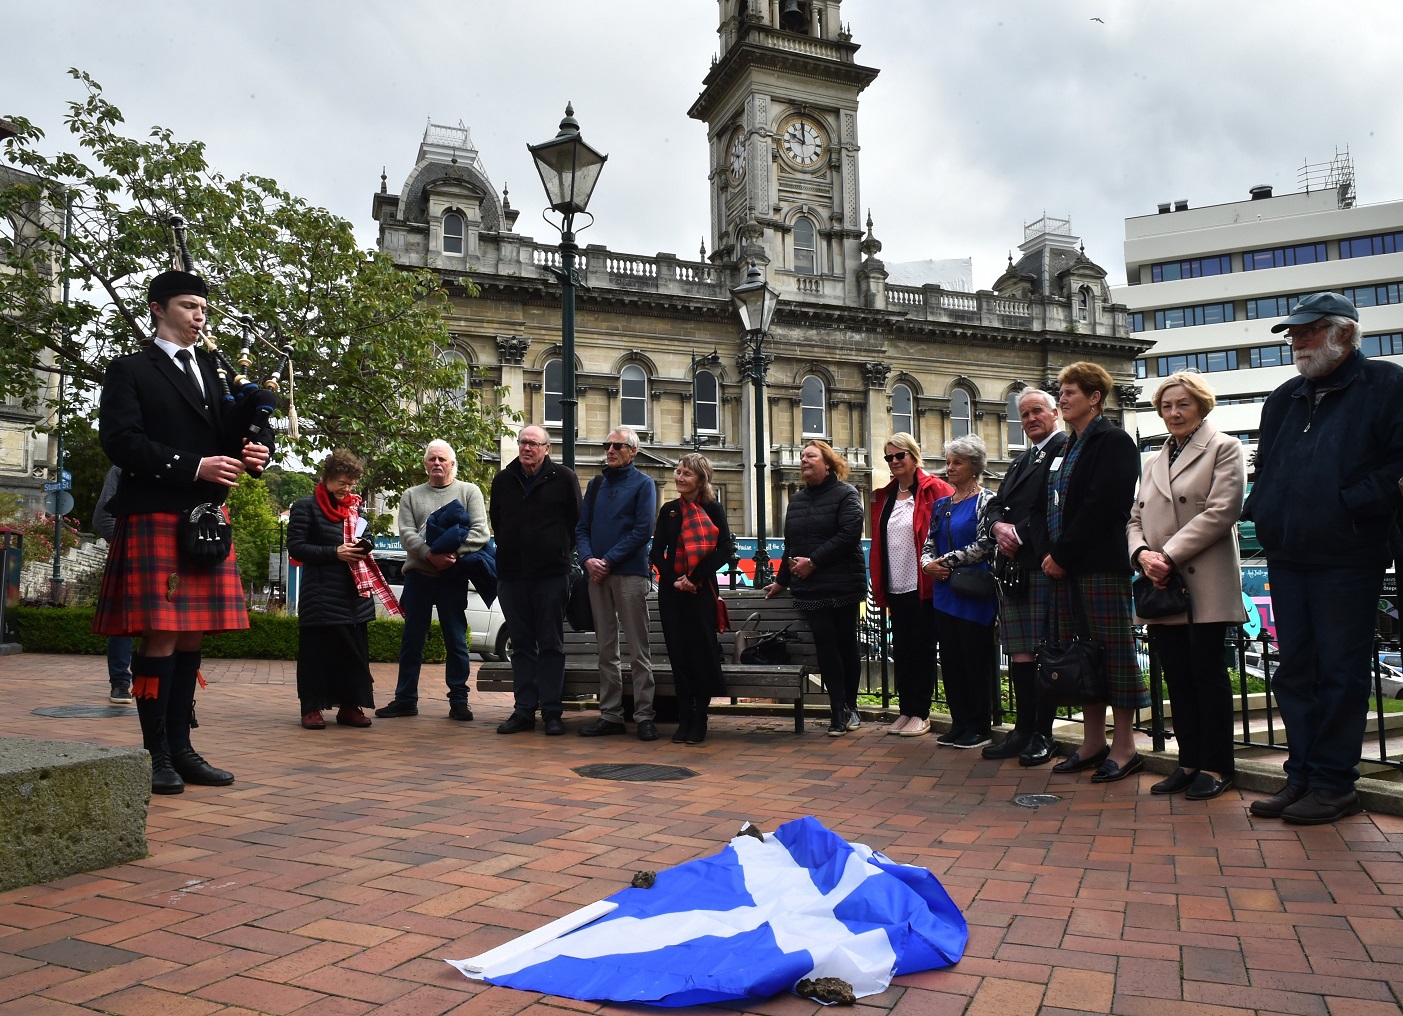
[227,474,278,590]
[0,70,513,504]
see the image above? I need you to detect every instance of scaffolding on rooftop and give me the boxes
[1299,147,1355,209]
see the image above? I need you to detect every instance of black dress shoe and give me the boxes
[579,718,627,737]
[1185,772,1234,800]
[1051,744,1109,774]
[496,713,536,734]
[1090,753,1143,783]
[1019,734,1059,767]
[1281,788,1362,825]
[448,702,474,721]
[171,749,234,786]
[375,700,418,718]
[1151,767,1195,795]
[1249,782,1310,818]
[543,715,566,736]
[151,756,185,795]
[637,720,658,742]
[982,730,1030,760]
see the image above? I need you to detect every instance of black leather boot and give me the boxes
[168,650,234,787]
[672,697,693,744]
[686,697,709,745]
[133,653,183,795]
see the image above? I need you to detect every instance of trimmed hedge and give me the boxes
[10,606,447,663]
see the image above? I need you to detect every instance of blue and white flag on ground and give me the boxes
[447,816,967,1007]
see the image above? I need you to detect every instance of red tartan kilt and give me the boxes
[92,511,249,636]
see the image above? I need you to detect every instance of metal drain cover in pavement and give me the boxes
[574,763,699,782]
[1012,794,1063,809]
[33,705,137,718]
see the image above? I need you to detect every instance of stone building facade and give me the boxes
[371,0,1146,542]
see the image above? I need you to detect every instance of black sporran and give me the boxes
[1131,572,1190,620]
[994,555,1025,597]
[177,503,232,566]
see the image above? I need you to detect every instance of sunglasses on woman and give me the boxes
[882,451,908,463]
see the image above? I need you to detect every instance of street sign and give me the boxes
[60,469,72,484]
[42,481,61,492]
[44,491,74,516]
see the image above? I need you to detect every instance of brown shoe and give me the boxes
[337,706,372,728]
[301,710,326,730]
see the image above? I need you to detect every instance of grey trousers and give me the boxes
[589,573,655,722]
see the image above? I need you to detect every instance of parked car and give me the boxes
[372,550,509,661]
[1376,654,1403,699]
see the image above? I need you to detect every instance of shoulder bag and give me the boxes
[942,501,998,601]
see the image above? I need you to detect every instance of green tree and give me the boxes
[0,70,513,507]
[226,474,277,590]
[277,472,316,509]
[57,416,109,530]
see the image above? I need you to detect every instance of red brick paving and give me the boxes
[0,652,1400,1015]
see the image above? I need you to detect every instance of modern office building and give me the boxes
[1114,153,1403,452]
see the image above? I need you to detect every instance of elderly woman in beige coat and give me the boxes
[1128,371,1246,801]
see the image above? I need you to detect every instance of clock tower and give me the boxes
[689,0,878,305]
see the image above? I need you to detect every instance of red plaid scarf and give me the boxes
[675,499,720,576]
[317,485,402,617]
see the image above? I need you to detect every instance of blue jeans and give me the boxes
[394,569,471,705]
[107,637,133,685]
[1267,562,1387,792]
[497,575,570,719]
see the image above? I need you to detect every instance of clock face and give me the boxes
[782,118,825,167]
[729,129,747,182]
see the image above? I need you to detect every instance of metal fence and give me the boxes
[854,599,1403,772]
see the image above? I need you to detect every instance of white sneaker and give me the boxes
[846,709,862,731]
[899,717,931,738]
[887,715,911,735]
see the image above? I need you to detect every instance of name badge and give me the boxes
[1049,456,1065,473]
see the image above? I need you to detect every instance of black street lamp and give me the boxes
[528,103,608,471]
[689,349,721,451]
[729,261,780,587]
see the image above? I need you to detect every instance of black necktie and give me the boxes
[174,349,206,404]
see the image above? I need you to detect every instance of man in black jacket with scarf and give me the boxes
[491,426,581,736]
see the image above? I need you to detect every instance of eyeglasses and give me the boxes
[604,441,631,451]
[518,439,548,447]
[882,451,908,463]
[326,478,357,490]
[1285,320,1330,344]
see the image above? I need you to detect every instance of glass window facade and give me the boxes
[1006,392,1025,448]
[694,370,719,431]
[1242,243,1326,270]
[443,213,464,255]
[1154,303,1235,329]
[1343,282,1403,308]
[949,388,971,439]
[1155,350,1238,376]
[1339,231,1403,259]
[543,358,563,424]
[1149,254,1232,283]
[1362,332,1403,357]
[1129,312,1145,333]
[1246,294,1304,320]
[801,376,826,436]
[621,364,648,428]
[891,384,913,437]
[793,218,817,276]
[1248,344,1294,368]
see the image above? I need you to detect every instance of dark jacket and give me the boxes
[1047,419,1140,575]
[93,466,121,543]
[1243,349,1403,568]
[986,432,1068,568]
[775,473,866,601]
[576,462,656,577]
[869,469,952,605]
[490,456,581,580]
[287,496,376,627]
[650,497,732,588]
[99,343,275,515]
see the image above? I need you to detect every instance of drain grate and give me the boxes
[33,705,137,719]
[574,763,699,782]
[1012,794,1063,809]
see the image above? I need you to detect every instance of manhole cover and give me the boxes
[1012,794,1063,809]
[574,763,699,782]
[32,705,137,718]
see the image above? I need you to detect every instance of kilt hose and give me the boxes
[93,510,249,637]
[1047,570,1149,711]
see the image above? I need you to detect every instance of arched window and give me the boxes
[950,388,971,440]
[621,364,648,428]
[442,212,464,255]
[793,218,817,276]
[543,358,563,425]
[1078,286,1091,323]
[891,383,913,437]
[1007,391,1026,449]
[440,349,468,408]
[695,369,719,433]
[801,375,826,436]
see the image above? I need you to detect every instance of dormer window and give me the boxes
[443,212,464,255]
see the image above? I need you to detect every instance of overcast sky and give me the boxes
[7,1,1401,289]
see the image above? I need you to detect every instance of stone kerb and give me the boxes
[0,737,148,891]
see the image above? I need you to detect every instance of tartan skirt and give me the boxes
[92,511,250,637]
[998,567,1050,655]
[1046,571,1149,710]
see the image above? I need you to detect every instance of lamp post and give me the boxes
[528,103,608,472]
[689,349,721,451]
[729,261,780,587]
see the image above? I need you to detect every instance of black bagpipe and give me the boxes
[167,214,299,452]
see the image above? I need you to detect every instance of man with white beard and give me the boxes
[1242,292,1403,825]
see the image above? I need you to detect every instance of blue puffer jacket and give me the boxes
[576,462,656,577]
[1242,349,1403,568]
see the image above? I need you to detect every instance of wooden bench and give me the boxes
[476,590,821,733]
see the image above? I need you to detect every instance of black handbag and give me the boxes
[1035,580,1108,706]
[1132,571,1190,620]
[177,503,232,566]
[740,624,796,664]
[566,568,595,633]
[941,504,997,601]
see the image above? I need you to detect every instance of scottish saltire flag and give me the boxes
[447,816,967,1007]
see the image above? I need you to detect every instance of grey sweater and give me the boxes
[396,479,489,577]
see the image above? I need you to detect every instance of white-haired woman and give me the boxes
[921,433,999,749]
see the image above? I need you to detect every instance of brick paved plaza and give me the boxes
[1,651,1401,1015]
